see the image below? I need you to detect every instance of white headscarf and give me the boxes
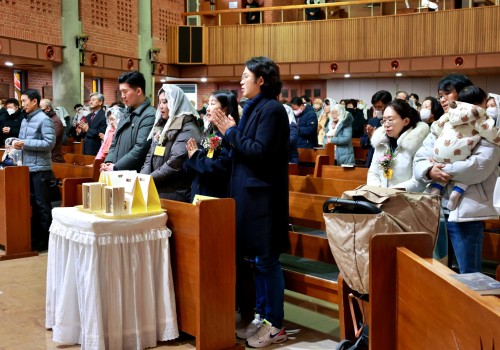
[148,84,199,144]
[326,103,346,137]
[488,93,500,127]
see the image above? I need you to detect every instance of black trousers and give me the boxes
[29,170,53,249]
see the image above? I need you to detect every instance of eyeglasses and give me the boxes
[437,95,447,100]
[382,119,395,125]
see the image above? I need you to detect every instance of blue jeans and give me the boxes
[446,219,484,273]
[254,254,285,328]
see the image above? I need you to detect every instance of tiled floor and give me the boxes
[0,252,340,349]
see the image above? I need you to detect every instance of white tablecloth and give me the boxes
[45,207,178,350]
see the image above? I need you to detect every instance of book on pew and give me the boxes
[450,272,500,296]
[192,194,219,205]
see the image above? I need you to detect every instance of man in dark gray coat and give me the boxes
[101,71,156,172]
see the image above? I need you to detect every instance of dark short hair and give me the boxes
[5,98,20,107]
[245,56,282,99]
[118,70,146,94]
[437,74,473,94]
[21,89,41,106]
[301,95,311,104]
[290,96,303,107]
[371,90,392,105]
[212,90,240,125]
[385,99,421,135]
[410,93,419,101]
[422,96,444,120]
[74,103,83,110]
[110,101,125,108]
[458,85,487,106]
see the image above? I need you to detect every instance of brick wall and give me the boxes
[80,0,139,59]
[0,0,62,45]
[151,0,185,63]
[0,69,15,99]
[197,83,218,109]
[27,71,53,96]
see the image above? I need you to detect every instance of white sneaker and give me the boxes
[236,314,263,340]
[247,320,288,348]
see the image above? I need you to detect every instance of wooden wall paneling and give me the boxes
[184,6,500,66]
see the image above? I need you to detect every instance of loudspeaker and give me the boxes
[178,26,204,64]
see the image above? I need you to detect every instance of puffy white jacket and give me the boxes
[414,133,500,222]
[367,121,429,192]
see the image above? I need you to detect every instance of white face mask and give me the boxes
[486,106,498,118]
[420,108,432,122]
[375,110,383,119]
[358,103,366,109]
[6,108,16,115]
[293,109,302,117]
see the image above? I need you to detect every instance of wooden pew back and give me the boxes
[63,153,95,166]
[352,138,368,164]
[160,198,241,350]
[395,247,500,349]
[289,175,364,196]
[318,165,368,181]
[0,166,37,260]
[298,143,335,175]
[53,158,103,182]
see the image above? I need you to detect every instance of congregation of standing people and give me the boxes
[2,65,499,348]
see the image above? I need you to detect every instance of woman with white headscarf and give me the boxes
[324,103,355,166]
[95,106,125,160]
[140,84,201,202]
[487,93,500,127]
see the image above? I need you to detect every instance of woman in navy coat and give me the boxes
[184,90,239,202]
[210,57,290,347]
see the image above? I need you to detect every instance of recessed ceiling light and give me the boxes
[396,73,403,77]
[293,75,300,80]
[160,79,166,83]
[200,77,207,83]
[344,74,351,78]
[5,62,14,67]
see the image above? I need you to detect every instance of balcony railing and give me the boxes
[182,0,498,26]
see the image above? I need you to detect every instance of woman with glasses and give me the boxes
[367,99,429,190]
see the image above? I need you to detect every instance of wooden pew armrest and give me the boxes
[61,177,93,207]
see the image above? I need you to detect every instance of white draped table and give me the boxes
[45,207,178,350]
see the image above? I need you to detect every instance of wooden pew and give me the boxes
[53,158,103,182]
[352,138,368,164]
[339,232,500,349]
[284,176,366,304]
[61,141,83,154]
[483,219,500,280]
[0,166,38,260]
[298,143,334,175]
[394,247,500,349]
[316,164,368,182]
[63,153,95,166]
[289,175,364,196]
[161,198,243,350]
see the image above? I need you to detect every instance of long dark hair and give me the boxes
[212,90,240,125]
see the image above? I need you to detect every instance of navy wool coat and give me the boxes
[224,97,291,257]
